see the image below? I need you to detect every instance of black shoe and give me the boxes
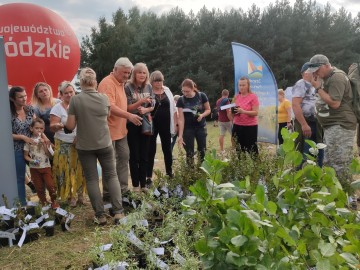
[146,178,153,188]
[27,181,37,193]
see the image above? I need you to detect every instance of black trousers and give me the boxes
[278,122,288,145]
[147,118,173,178]
[232,124,258,156]
[127,122,150,188]
[183,126,207,163]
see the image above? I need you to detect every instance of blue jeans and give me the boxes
[14,150,26,206]
[294,119,324,167]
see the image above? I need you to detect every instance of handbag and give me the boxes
[142,113,153,135]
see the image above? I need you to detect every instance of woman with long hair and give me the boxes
[125,63,154,192]
[31,82,60,144]
[232,76,259,156]
[146,70,177,184]
[177,78,211,164]
[9,86,36,205]
[50,81,86,207]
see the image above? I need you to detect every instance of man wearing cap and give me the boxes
[307,54,356,180]
[292,62,324,166]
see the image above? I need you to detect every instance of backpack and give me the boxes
[348,63,360,122]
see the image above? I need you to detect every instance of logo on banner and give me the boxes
[247,61,263,78]
[0,3,80,98]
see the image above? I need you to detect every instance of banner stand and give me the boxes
[0,36,18,206]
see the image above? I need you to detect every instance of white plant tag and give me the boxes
[151,247,164,255]
[56,207,68,216]
[100,244,112,252]
[153,188,161,197]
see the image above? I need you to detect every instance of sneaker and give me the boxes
[95,215,107,226]
[114,213,125,225]
[51,201,60,209]
[77,193,85,205]
[132,187,141,193]
[141,187,149,193]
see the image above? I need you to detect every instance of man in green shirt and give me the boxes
[307,54,356,183]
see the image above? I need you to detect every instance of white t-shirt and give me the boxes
[50,102,77,143]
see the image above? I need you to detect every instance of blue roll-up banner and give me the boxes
[231,42,278,144]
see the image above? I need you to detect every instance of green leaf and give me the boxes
[339,253,359,265]
[284,150,303,166]
[319,242,336,257]
[316,258,331,270]
[225,251,247,267]
[305,139,317,149]
[272,175,279,189]
[255,184,265,205]
[230,235,248,247]
[282,139,295,152]
[350,179,360,189]
[219,227,236,244]
[195,238,210,254]
[276,227,296,246]
[181,196,197,207]
[216,183,235,188]
[266,201,277,215]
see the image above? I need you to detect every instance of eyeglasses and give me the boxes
[153,79,163,82]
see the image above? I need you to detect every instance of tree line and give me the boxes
[80,0,360,105]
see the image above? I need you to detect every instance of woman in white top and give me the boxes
[50,81,86,207]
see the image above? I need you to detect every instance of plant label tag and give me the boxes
[152,247,164,255]
[42,205,51,211]
[104,203,112,210]
[138,219,148,227]
[35,213,49,225]
[56,207,68,216]
[23,223,39,231]
[115,262,129,270]
[27,201,38,206]
[153,188,161,197]
[2,214,11,220]
[173,247,186,265]
[42,220,55,227]
[0,208,16,218]
[94,264,109,270]
[17,228,27,247]
[100,243,112,252]
[220,103,237,110]
[0,231,16,240]
[282,208,288,214]
[122,197,130,204]
[161,186,169,193]
[24,214,32,222]
[127,230,144,249]
[153,257,169,270]
[131,200,137,209]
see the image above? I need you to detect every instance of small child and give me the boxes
[23,118,59,208]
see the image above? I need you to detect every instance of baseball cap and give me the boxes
[300,62,310,73]
[306,54,330,73]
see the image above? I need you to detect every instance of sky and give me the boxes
[0,0,359,42]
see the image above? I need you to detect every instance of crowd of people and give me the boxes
[9,53,358,224]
